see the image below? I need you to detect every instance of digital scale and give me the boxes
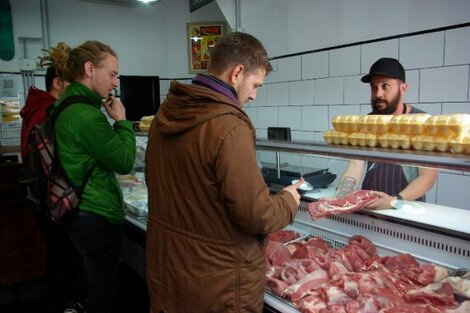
[260,163,337,191]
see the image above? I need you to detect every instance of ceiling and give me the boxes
[75,0,161,7]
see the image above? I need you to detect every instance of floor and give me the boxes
[0,262,150,313]
[1,262,280,313]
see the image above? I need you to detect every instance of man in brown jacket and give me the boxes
[145,32,303,313]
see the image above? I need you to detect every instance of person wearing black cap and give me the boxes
[334,57,438,209]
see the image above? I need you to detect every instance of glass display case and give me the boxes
[119,134,470,312]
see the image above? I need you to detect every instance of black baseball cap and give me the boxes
[361,57,405,83]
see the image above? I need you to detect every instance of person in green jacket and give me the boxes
[53,40,136,313]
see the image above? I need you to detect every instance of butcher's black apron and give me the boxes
[362,105,426,201]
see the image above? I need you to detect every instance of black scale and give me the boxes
[260,163,336,191]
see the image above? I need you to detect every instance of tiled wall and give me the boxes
[159,26,470,210]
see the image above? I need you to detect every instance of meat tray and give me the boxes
[264,199,470,312]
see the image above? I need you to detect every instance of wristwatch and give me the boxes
[393,194,404,201]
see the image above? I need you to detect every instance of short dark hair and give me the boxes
[45,66,57,92]
[208,32,272,75]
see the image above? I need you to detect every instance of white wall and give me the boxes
[1,0,226,77]
[240,0,470,57]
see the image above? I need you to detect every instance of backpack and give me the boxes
[21,95,96,221]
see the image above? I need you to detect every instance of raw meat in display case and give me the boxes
[264,231,469,313]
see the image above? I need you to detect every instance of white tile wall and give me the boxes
[277,56,301,82]
[301,106,328,131]
[315,77,343,105]
[312,132,326,142]
[301,51,329,80]
[278,106,301,130]
[400,32,445,69]
[330,46,361,77]
[359,104,372,114]
[256,106,278,129]
[344,75,369,104]
[403,70,419,104]
[420,65,469,102]
[361,39,399,74]
[244,107,257,125]
[413,103,442,115]
[291,131,315,141]
[445,27,470,66]
[251,86,268,107]
[267,82,289,106]
[442,102,470,114]
[256,128,268,139]
[264,59,279,84]
[289,80,315,105]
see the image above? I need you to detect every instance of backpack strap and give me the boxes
[49,95,93,122]
[51,95,98,195]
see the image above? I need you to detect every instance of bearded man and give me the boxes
[334,58,437,209]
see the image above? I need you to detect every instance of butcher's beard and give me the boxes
[371,92,401,115]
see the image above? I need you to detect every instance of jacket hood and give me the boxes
[156,81,253,135]
[20,87,57,158]
[20,87,56,120]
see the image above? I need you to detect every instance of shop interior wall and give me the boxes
[1,0,226,95]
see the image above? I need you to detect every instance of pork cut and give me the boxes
[307,190,378,220]
[266,240,291,266]
[268,229,300,243]
[282,268,329,302]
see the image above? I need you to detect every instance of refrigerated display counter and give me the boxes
[120,135,470,312]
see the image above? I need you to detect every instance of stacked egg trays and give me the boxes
[323,113,470,154]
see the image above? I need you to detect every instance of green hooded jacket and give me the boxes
[53,82,136,224]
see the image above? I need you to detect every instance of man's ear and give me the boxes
[229,64,244,85]
[400,82,408,95]
[84,61,94,78]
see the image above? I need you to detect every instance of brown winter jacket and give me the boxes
[145,80,298,313]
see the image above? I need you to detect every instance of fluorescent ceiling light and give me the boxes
[137,0,160,3]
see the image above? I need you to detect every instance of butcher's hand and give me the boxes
[102,96,127,121]
[283,178,304,206]
[365,191,394,210]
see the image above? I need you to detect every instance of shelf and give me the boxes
[256,139,470,171]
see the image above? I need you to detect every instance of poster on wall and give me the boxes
[187,21,226,74]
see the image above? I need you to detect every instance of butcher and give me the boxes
[334,58,438,209]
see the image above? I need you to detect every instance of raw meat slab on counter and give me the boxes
[265,234,469,313]
[307,190,378,220]
[268,229,301,243]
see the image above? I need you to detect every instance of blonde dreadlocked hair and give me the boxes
[38,42,71,81]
